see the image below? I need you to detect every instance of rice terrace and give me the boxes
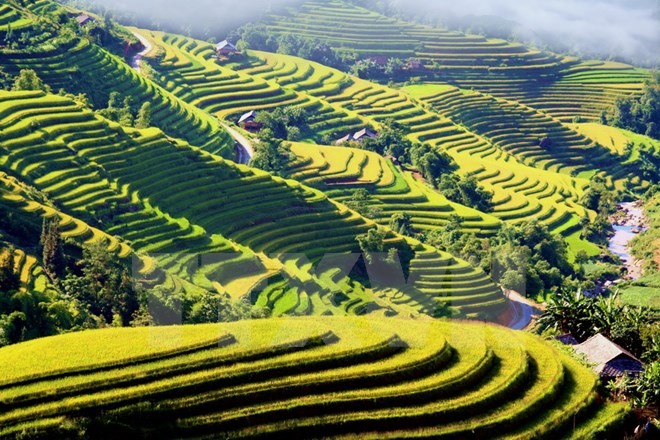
[0,0,658,438]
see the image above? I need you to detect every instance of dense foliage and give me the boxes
[249,129,295,175]
[605,73,660,140]
[426,217,573,298]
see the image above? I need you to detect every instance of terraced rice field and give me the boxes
[0,5,233,157]
[264,0,649,122]
[286,143,502,236]
[139,37,618,254]
[0,90,505,318]
[0,317,628,438]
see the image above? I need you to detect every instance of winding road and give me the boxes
[219,122,256,164]
[130,31,153,73]
[504,289,544,330]
[129,30,254,164]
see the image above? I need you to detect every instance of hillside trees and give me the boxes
[352,120,457,183]
[606,73,660,140]
[0,248,19,293]
[62,243,138,326]
[11,69,50,92]
[40,218,65,283]
[345,188,382,219]
[255,106,309,140]
[135,102,152,129]
[249,129,294,175]
[437,174,493,212]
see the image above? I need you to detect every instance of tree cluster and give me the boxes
[426,218,573,298]
[604,73,660,140]
[255,106,308,141]
[97,92,152,128]
[436,174,493,213]
[235,25,351,71]
[249,129,294,176]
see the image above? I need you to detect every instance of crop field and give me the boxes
[264,0,650,122]
[286,143,502,236]
[0,316,627,438]
[138,37,639,256]
[0,90,505,318]
[0,6,233,157]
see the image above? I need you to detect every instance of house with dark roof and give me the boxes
[574,333,644,379]
[238,110,262,132]
[75,14,95,27]
[216,40,239,57]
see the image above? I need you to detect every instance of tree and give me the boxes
[0,67,13,90]
[249,129,293,176]
[0,248,19,292]
[389,213,414,236]
[62,243,138,326]
[135,102,152,129]
[12,69,49,92]
[607,73,660,140]
[437,174,493,212]
[40,218,65,283]
[356,227,387,264]
[255,106,309,140]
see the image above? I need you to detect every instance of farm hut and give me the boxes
[368,56,388,67]
[335,129,377,145]
[352,128,377,142]
[406,59,425,70]
[75,14,95,26]
[574,333,643,379]
[238,110,262,132]
[335,134,352,145]
[216,40,239,57]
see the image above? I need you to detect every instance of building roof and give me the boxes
[335,134,351,145]
[75,14,94,25]
[368,56,388,66]
[216,40,238,52]
[238,110,257,124]
[574,333,643,377]
[353,128,377,140]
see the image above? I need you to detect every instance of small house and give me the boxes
[406,59,425,71]
[335,134,352,145]
[238,110,262,132]
[335,129,377,145]
[573,333,643,379]
[352,128,377,142]
[216,40,239,57]
[368,56,388,67]
[75,14,95,27]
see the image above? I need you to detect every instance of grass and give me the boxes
[618,286,660,309]
[0,316,627,438]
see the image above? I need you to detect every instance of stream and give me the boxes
[608,201,646,280]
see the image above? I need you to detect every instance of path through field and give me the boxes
[130,31,153,73]
[504,289,544,330]
[220,122,255,164]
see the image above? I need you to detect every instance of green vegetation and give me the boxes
[1,0,659,436]
[605,73,660,140]
[0,316,628,438]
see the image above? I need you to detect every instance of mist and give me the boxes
[388,0,659,67]
[63,0,658,67]
[62,0,303,40]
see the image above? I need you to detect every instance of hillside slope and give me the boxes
[0,316,627,439]
[0,90,505,318]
